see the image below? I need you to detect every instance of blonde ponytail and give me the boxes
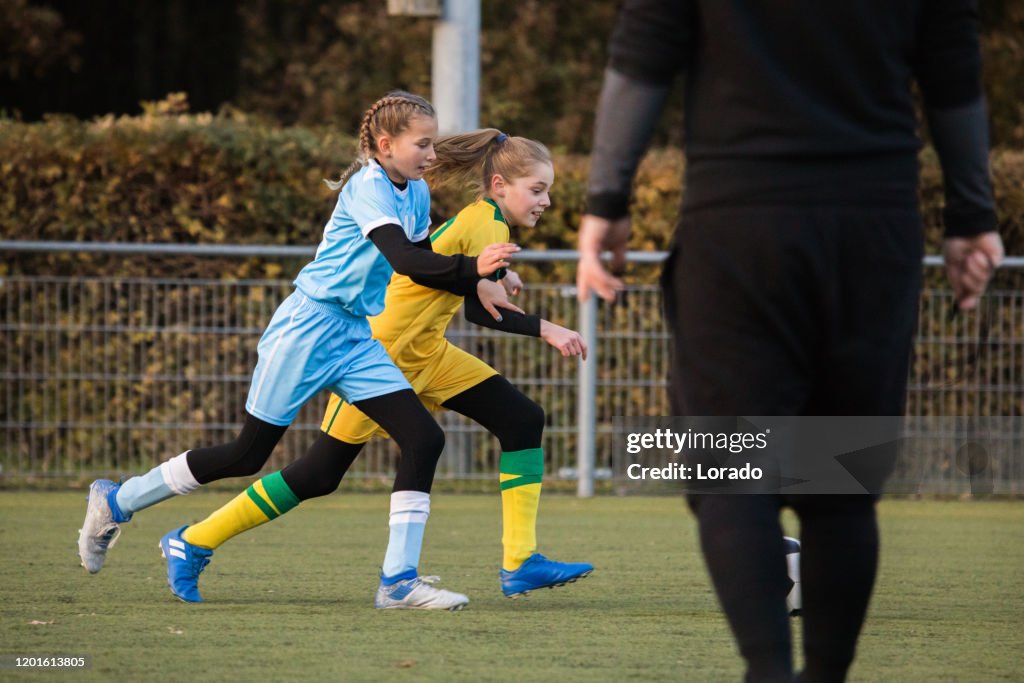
[426,129,551,198]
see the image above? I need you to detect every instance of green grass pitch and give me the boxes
[1,493,1021,682]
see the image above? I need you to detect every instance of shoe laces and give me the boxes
[408,575,442,589]
[192,552,211,575]
[97,524,122,551]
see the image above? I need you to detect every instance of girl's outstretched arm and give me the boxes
[369,224,517,296]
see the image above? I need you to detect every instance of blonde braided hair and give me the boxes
[325,91,436,191]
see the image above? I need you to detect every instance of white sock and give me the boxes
[381,490,430,583]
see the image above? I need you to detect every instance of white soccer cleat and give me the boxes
[374,575,470,611]
[78,479,124,574]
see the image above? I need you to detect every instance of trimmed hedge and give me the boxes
[2,108,1021,284]
[2,110,1022,475]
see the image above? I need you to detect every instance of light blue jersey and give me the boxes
[293,160,431,318]
[245,159,430,425]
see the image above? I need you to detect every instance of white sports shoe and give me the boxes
[374,575,470,611]
[77,479,123,574]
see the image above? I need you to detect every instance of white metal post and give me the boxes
[577,294,598,497]
[432,0,480,134]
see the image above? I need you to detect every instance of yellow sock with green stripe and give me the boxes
[181,471,300,550]
[499,448,544,571]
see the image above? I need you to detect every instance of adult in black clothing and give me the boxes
[576,1,1003,681]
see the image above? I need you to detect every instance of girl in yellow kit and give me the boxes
[171,130,594,607]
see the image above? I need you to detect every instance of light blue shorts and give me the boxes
[245,292,411,426]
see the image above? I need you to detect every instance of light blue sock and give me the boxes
[380,490,430,584]
[381,522,426,583]
[115,451,200,515]
[115,468,173,515]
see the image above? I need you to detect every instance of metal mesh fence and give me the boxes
[1,264,1022,493]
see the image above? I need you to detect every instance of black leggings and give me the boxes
[688,494,879,683]
[186,413,288,484]
[664,207,920,682]
[281,375,544,500]
[187,389,446,493]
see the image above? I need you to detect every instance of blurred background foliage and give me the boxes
[2,1,1022,465]
[2,0,1022,149]
[2,110,1021,283]
[1,0,1021,276]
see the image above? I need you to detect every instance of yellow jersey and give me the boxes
[368,198,510,367]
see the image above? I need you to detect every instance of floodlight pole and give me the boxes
[432,0,480,133]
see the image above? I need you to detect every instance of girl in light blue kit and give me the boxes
[78,91,519,610]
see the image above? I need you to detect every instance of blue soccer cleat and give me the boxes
[500,553,594,598]
[159,526,213,603]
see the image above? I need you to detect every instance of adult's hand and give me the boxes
[943,232,1004,311]
[576,214,630,302]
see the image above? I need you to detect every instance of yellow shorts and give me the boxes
[319,340,497,444]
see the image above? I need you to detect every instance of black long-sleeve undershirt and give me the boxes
[368,224,480,296]
[463,293,541,337]
[370,224,540,335]
[585,0,997,237]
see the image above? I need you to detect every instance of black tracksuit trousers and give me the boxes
[662,205,923,683]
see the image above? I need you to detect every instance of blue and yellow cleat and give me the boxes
[500,553,594,598]
[159,526,213,603]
